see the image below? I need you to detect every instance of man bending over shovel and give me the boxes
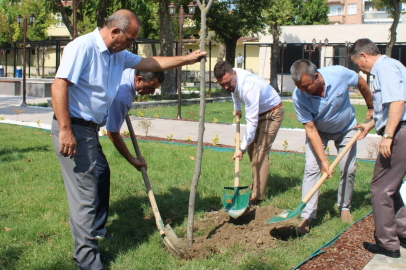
[290,59,373,235]
[214,60,284,204]
[94,68,164,239]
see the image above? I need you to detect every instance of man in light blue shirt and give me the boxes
[350,38,406,258]
[95,69,164,239]
[51,9,206,270]
[237,53,244,68]
[290,59,373,235]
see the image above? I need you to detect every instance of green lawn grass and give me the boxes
[0,124,375,269]
[130,101,376,133]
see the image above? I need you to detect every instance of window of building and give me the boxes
[56,13,64,27]
[328,5,342,16]
[347,3,357,15]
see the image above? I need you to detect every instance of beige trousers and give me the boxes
[248,106,284,200]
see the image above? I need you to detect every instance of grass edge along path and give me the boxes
[129,101,376,134]
[0,124,374,270]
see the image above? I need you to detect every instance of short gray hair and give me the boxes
[105,10,141,32]
[290,60,317,82]
[349,38,380,59]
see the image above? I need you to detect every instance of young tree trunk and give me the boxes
[159,0,176,98]
[151,43,157,56]
[187,0,215,250]
[386,0,400,57]
[270,24,280,92]
[224,38,239,67]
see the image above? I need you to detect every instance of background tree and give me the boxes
[288,0,329,25]
[205,0,268,67]
[264,0,293,92]
[373,0,406,57]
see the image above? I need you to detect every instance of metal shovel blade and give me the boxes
[222,186,250,219]
[161,224,190,259]
[267,201,307,223]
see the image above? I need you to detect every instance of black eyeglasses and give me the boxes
[120,29,136,44]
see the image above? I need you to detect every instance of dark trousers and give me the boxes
[371,125,406,251]
[95,143,110,236]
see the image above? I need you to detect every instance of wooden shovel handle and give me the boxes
[125,114,166,235]
[234,116,240,187]
[303,130,362,203]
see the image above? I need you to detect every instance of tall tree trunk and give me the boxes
[217,43,226,62]
[96,0,109,28]
[386,0,400,57]
[159,0,176,98]
[224,38,239,67]
[187,0,215,250]
[53,0,73,37]
[270,24,280,92]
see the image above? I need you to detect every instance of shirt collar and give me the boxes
[93,27,109,53]
[370,55,386,77]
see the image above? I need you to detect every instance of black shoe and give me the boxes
[363,242,400,258]
[100,252,114,263]
[399,237,406,249]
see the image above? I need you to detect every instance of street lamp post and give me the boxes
[279,41,287,96]
[169,2,196,120]
[321,38,329,67]
[17,13,35,107]
[345,41,351,68]
[304,38,322,63]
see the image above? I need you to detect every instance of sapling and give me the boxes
[282,140,288,152]
[186,135,192,142]
[13,108,24,121]
[167,133,174,141]
[137,119,153,137]
[212,134,219,146]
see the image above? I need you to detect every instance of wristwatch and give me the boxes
[383,133,393,139]
[240,148,246,154]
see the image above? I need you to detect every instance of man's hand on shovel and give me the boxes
[321,160,333,179]
[233,150,244,161]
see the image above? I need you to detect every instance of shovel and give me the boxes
[125,114,189,259]
[222,116,250,218]
[267,129,362,224]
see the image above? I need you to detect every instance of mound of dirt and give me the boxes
[186,205,300,259]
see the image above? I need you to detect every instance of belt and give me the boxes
[53,114,99,129]
[259,102,283,117]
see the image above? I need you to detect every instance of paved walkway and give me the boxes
[0,95,380,160]
[0,95,403,268]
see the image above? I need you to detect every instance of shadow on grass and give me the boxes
[0,247,24,270]
[266,174,302,198]
[104,186,221,260]
[0,145,50,163]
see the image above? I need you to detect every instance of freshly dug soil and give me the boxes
[125,134,376,268]
[185,205,300,259]
[298,214,375,270]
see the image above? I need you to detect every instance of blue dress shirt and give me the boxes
[370,55,406,134]
[293,65,358,134]
[106,69,136,132]
[56,28,141,124]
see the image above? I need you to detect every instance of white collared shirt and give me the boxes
[55,28,141,124]
[232,68,281,150]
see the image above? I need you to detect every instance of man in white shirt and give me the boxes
[214,60,284,204]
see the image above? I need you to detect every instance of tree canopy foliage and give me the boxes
[0,0,54,46]
[205,0,268,66]
[287,0,329,25]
